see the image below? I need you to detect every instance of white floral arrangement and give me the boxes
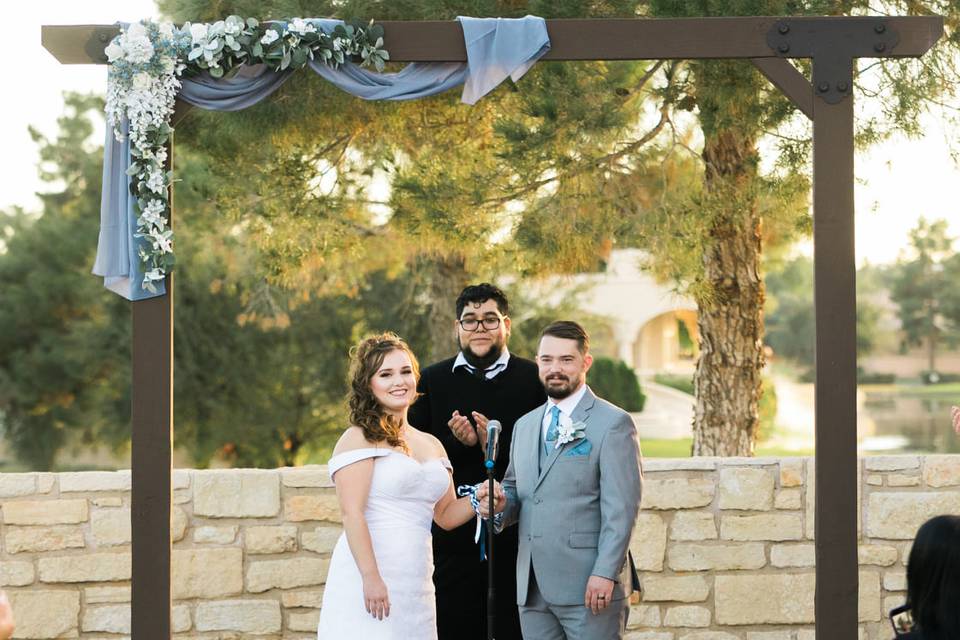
[555,416,587,448]
[105,17,389,292]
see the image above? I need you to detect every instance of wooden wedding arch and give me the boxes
[43,15,943,639]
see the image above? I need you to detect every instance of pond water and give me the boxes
[859,388,960,454]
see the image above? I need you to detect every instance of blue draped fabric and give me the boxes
[94,16,551,300]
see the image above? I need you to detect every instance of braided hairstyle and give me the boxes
[347,333,420,451]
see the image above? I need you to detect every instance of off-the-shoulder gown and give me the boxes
[317,448,453,639]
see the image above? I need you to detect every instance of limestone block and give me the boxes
[866,492,960,539]
[173,604,192,633]
[624,633,672,640]
[302,527,341,554]
[246,558,329,593]
[630,513,668,571]
[865,456,919,471]
[779,459,805,487]
[5,525,84,553]
[641,478,715,510]
[282,589,324,608]
[667,543,765,571]
[641,576,710,603]
[193,470,280,518]
[245,525,298,554]
[770,543,815,568]
[860,571,882,622]
[173,490,191,505]
[887,474,921,487]
[884,595,906,617]
[669,512,717,541]
[858,545,899,567]
[172,507,188,542]
[866,475,883,486]
[719,468,774,511]
[643,459,716,472]
[194,599,282,633]
[282,466,334,488]
[626,604,661,628]
[805,459,815,539]
[39,552,131,582]
[92,508,131,546]
[883,571,906,592]
[7,590,80,638]
[901,541,912,566]
[663,606,710,627]
[194,525,238,544]
[92,497,123,507]
[678,632,738,640]
[288,609,321,632]
[746,633,794,640]
[0,560,35,586]
[720,514,803,541]
[173,469,191,490]
[922,455,960,487]
[82,605,130,633]
[2,499,88,525]
[0,473,36,498]
[60,470,131,492]
[172,548,243,599]
[37,473,56,494]
[85,586,131,604]
[715,574,815,624]
[285,493,341,522]
[774,489,802,510]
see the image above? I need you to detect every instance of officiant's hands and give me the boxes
[362,574,390,620]
[475,480,507,516]
[447,411,491,447]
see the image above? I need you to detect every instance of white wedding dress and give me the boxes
[317,448,452,640]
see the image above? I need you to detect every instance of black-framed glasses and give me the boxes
[458,316,503,331]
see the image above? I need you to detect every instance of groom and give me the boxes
[481,320,642,639]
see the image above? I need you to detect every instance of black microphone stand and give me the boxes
[485,456,496,640]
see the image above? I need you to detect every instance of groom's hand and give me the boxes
[448,411,478,446]
[585,575,615,615]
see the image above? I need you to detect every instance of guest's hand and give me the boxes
[584,575,615,615]
[362,574,391,620]
[0,590,14,640]
[473,412,490,449]
[952,405,959,435]
[448,411,478,446]
[476,480,506,517]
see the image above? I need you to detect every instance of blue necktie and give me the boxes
[544,406,561,455]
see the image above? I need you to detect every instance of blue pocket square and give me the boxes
[565,439,592,456]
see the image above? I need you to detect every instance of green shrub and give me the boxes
[588,357,646,412]
[653,373,694,396]
[920,370,960,384]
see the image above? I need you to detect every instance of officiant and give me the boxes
[408,283,545,640]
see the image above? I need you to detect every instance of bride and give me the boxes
[318,333,503,639]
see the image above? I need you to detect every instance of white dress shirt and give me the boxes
[451,347,511,380]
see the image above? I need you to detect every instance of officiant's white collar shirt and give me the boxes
[541,383,589,441]
[452,347,511,380]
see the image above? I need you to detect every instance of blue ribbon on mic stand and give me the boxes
[457,483,503,561]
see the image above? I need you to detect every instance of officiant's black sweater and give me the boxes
[408,354,545,555]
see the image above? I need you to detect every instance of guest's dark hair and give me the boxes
[541,321,590,354]
[456,283,509,318]
[906,514,960,639]
[347,333,420,451]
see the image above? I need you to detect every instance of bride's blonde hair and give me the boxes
[347,333,420,450]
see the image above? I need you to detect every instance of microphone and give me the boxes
[485,420,502,466]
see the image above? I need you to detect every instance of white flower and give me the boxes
[554,416,587,449]
[189,22,209,44]
[224,16,244,36]
[149,228,174,254]
[145,170,166,194]
[159,23,175,39]
[126,22,148,40]
[260,30,280,45]
[104,41,124,62]
[132,72,153,92]
[289,18,316,35]
[122,36,155,64]
[161,56,177,75]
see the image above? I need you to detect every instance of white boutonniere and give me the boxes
[555,415,587,449]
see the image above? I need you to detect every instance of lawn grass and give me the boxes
[640,438,814,458]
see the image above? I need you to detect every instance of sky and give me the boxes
[4,1,959,267]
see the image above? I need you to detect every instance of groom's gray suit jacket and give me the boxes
[501,386,643,606]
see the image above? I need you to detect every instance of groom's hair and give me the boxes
[456,283,509,318]
[541,321,590,355]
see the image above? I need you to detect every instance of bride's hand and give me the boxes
[363,575,390,620]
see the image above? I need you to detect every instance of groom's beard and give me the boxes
[459,338,505,371]
[543,373,584,399]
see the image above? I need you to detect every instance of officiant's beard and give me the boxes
[459,337,505,371]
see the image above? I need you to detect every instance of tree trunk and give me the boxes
[691,127,765,456]
[423,253,469,364]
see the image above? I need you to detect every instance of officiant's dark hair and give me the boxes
[541,321,590,354]
[906,514,960,639]
[348,333,421,452]
[456,283,509,318]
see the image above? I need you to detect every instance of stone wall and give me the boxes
[0,456,957,639]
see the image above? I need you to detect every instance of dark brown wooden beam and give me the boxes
[42,16,942,65]
[750,57,813,120]
[811,57,859,638]
[130,138,174,640]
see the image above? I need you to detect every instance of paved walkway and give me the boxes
[632,381,694,439]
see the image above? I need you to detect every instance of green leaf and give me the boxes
[246,17,259,28]
[280,51,291,70]
[209,66,224,78]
